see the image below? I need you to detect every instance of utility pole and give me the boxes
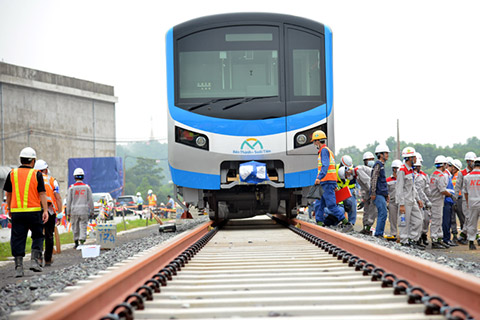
[396,119,401,159]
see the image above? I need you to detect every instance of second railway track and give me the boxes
[20,215,480,320]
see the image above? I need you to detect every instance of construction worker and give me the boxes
[442,159,460,247]
[66,168,93,249]
[311,130,345,226]
[413,153,431,246]
[450,159,463,243]
[359,151,378,235]
[34,159,62,266]
[386,159,403,240]
[370,144,390,239]
[336,155,356,232]
[396,147,424,249]
[462,157,480,250]
[455,151,477,245]
[136,192,144,211]
[147,189,157,207]
[3,147,49,277]
[428,155,452,249]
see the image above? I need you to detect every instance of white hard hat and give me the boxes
[363,151,374,160]
[391,159,403,168]
[475,157,480,164]
[414,157,422,167]
[465,152,477,161]
[34,159,48,170]
[148,189,153,194]
[341,155,353,168]
[375,144,390,154]
[446,156,454,166]
[338,166,346,180]
[434,155,447,165]
[402,147,416,158]
[73,168,85,176]
[415,152,423,164]
[136,192,141,196]
[452,159,462,170]
[19,147,37,159]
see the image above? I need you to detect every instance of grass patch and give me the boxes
[0,217,165,261]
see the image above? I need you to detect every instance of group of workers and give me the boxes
[312,130,480,251]
[2,147,96,277]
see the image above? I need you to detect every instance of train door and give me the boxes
[285,25,327,156]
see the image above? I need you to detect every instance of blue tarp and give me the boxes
[68,157,123,199]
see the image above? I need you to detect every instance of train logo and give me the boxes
[233,138,271,155]
[241,138,263,151]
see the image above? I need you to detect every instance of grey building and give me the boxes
[0,62,118,197]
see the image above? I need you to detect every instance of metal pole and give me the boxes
[396,119,400,159]
[92,100,96,157]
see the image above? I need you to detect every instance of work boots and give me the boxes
[14,257,24,278]
[469,241,477,250]
[74,240,79,249]
[30,249,43,272]
[360,225,371,235]
[420,233,429,246]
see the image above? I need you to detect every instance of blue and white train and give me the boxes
[166,13,334,219]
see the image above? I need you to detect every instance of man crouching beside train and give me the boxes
[312,130,346,226]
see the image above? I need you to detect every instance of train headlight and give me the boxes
[296,134,307,145]
[175,126,209,150]
[196,136,207,147]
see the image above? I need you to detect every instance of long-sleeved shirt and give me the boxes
[429,169,448,205]
[354,165,372,200]
[414,171,430,204]
[370,160,388,197]
[66,181,93,216]
[396,164,420,206]
[316,147,331,181]
[463,168,480,208]
[454,168,471,200]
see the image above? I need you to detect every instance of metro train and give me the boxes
[166,13,334,220]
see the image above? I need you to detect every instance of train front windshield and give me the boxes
[178,26,279,100]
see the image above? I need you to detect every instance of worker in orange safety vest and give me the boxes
[312,130,346,227]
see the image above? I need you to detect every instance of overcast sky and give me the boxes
[1,0,479,151]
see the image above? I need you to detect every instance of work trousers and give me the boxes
[362,198,378,227]
[344,194,357,225]
[442,202,453,242]
[373,195,388,236]
[43,213,56,263]
[10,211,44,257]
[315,182,344,223]
[388,201,399,237]
[71,215,89,241]
[398,203,422,244]
[451,197,464,235]
[430,203,444,240]
[422,208,431,234]
[460,200,470,236]
[466,207,480,241]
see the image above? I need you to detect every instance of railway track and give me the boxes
[12,215,480,320]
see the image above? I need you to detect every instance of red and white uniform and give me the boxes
[463,168,480,241]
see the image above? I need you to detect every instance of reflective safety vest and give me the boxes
[41,173,58,212]
[10,168,42,213]
[147,194,157,206]
[336,164,355,189]
[318,145,337,182]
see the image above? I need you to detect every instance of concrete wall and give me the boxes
[0,62,118,198]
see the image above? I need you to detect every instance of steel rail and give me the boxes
[275,215,480,319]
[28,220,214,320]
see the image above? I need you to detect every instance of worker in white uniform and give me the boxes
[462,157,480,250]
[396,147,424,249]
[455,152,477,245]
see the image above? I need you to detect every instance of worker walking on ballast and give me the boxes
[311,130,345,226]
[66,168,93,249]
[3,147,49,277]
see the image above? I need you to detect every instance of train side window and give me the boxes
[287,27,325,102]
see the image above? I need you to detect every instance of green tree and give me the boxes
[124,158,164,195]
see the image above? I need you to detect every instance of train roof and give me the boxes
[173,12,326,38]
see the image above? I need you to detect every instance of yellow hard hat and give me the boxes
[311,130,327,141]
